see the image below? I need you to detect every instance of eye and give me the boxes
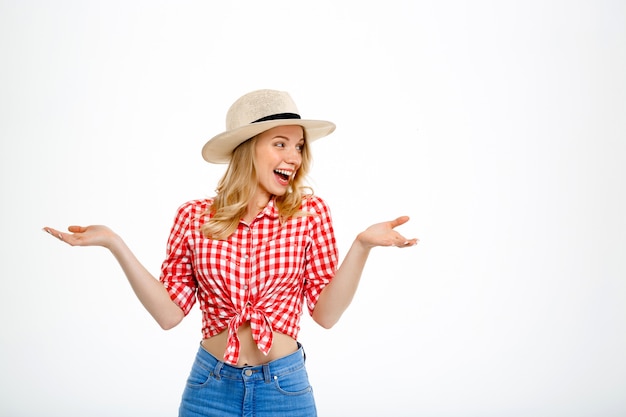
[296,143,305,152]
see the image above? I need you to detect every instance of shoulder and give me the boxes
[173,198,214,218]
[301,194,332,217]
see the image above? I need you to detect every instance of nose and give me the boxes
[284,145,302,165]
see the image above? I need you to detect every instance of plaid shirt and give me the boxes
[160,195,338,365]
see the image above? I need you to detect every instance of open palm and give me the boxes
[43,225,118,248]
[357,216,418,248]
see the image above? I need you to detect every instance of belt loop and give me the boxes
[262,363,271,383]
[299,342,306,363]
[213,361,224,381]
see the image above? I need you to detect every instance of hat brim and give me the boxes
[202,119,336,164]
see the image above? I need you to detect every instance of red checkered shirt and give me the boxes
[160,195,338,365]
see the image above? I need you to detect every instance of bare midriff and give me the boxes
[201,322,299,367]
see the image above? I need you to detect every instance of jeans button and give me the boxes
[244,369,253,377]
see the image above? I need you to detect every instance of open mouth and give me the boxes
[274,169,293,185]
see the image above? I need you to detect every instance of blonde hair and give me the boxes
[200,132,313,240]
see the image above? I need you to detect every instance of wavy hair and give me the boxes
[200,132,313,240]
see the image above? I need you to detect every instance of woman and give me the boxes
[43,89,418,416]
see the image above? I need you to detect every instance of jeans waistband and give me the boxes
[196,342,306,383]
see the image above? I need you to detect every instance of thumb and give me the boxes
[390,216,410,228]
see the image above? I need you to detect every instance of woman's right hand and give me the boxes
[43,225,119,249]
[43,224,185,329]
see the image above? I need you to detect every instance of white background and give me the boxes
[1,1,625,416]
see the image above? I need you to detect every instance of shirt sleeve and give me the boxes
[303,196,339,315]
[159,202,198,316]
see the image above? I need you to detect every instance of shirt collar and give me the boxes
[243,197,279,224]
[259,197,279,219]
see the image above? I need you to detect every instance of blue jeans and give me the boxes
[179,343,317,417]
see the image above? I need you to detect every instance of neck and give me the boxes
[243,193,272,223]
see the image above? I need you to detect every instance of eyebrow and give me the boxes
[274,135,305,142]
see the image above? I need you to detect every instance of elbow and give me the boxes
[157,308,185,331]
[312,311,340,330]
[159,320,180,331]
[317,320,336,330]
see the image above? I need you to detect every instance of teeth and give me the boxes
[274,169,293,177]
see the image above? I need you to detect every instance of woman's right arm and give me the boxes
[43,225,184,330]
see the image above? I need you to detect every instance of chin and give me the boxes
[273,189,288,197]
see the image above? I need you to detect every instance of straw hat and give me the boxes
[202,89,336,163]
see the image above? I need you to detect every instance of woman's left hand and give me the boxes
[356,216,419,249]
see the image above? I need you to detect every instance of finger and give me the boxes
[389,216,410,228]
[392,234,407,247]
[394,237,419,248]
[42,227,65,242]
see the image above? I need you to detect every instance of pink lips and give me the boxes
[274,172,290,186]
[273,169,293,186]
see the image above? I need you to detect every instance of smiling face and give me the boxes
[253,124,305,202]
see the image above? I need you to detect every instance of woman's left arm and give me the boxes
[311,216,418,328]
